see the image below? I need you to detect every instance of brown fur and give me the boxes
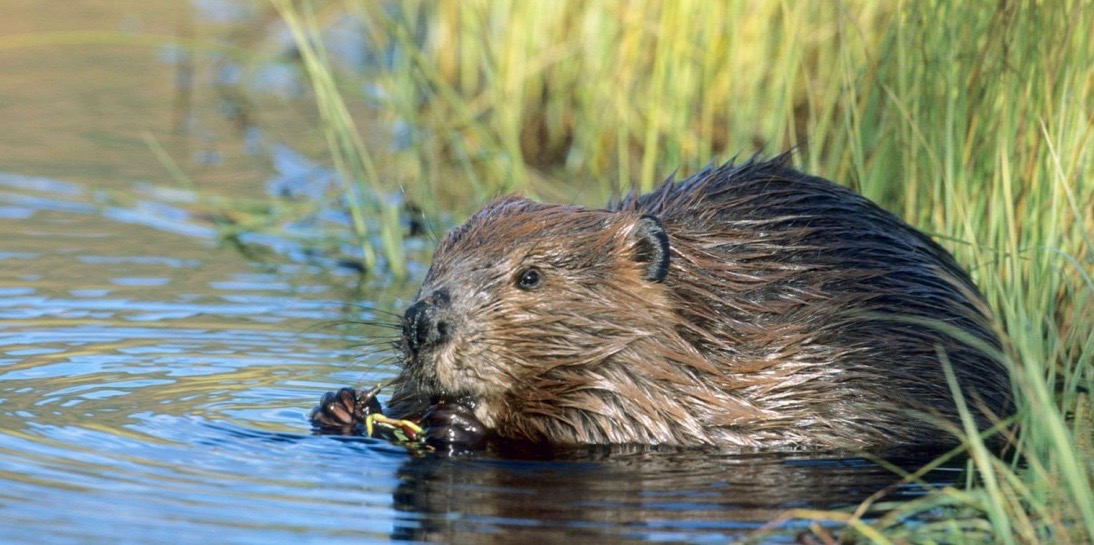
[386,156,1011,450]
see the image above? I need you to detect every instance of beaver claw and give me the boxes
[309,386,383,434]
[310,387,485,452]
[421,402,486,453]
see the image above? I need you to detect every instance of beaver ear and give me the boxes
[629,215,670,282]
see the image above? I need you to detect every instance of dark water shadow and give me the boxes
[383,445,958,544]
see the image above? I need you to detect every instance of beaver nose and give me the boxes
[403,288,451,354]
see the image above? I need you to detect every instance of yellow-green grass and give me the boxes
[280,0,1093,541]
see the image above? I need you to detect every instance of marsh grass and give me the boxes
[279,0,1093,542]
[270,0,407,278]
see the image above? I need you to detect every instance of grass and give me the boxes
[271,0,407,279]
[275,0,1093,542]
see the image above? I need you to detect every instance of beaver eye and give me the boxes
[516,268,543,290]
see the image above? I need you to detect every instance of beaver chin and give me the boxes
[415,363,488,419]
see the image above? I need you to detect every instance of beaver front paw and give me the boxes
[421,402,486,453]
[309,386,383,434]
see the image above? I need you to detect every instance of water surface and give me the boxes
[0,2,961,543]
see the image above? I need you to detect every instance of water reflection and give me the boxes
[389,448,954,544]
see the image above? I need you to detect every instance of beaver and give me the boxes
[312,155,1011,452]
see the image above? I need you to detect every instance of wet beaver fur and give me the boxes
[312,156,1011,452]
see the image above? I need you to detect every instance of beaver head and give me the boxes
[393,196,721,445]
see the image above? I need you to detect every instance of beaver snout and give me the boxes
[403,288,452,356]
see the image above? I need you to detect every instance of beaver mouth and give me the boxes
[409,349,486,409]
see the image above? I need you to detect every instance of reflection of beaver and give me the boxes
[388,449,949,543]
[312,156,1011,451]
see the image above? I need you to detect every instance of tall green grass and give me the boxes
[280,0,1092,541]
[271,0,407,278]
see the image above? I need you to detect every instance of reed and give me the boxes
[281,0,1093,541]
[271,0,407,278]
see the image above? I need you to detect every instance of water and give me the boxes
[0,2,963,543]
